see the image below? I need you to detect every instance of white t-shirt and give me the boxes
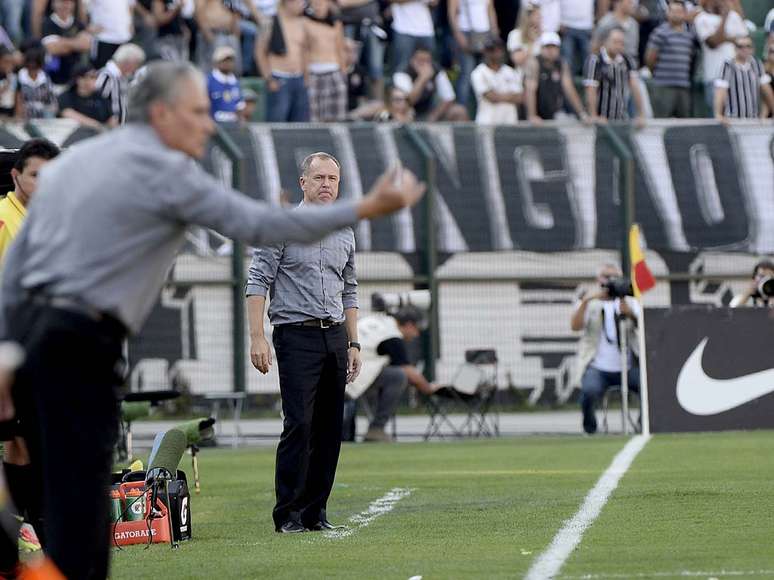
[470,62,522,125]
[587,298,641,373]
[559,0,594,31]
[694,10,748,82]
[507,29,541,56]
[391,0,434,37]
[538,0,561,34]
[89,0,135,44]
[455,0,491,33]
[393,69,456,102]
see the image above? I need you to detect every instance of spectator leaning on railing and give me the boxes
[470,37,522,125]
[96,43,146,124]
[714,35,774,121]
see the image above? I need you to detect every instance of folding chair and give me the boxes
[423,349,500,440]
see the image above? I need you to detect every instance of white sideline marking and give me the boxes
[324,487,413,539]
[525,435,651,580]
[559,571,774,579]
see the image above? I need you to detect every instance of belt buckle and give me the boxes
[320,319,331,329]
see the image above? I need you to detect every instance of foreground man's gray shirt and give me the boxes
[0,124,358,333]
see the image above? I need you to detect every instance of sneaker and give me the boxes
[363,426,392,443]
[18,523,41,553]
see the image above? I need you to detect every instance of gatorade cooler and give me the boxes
[123,487,145,522]
[109,486,123,524]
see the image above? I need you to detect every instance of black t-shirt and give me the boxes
[42,15,85,85]
[347,63,368,111]
[146,0,184,37]
[376,337,410,367]
[58,88,113,123]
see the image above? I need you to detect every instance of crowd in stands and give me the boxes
[0,0,770,128]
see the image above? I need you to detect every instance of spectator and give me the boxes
[694,0,748,114]
[374,85,415,121]
[134,0,161,60]
[96,42,146,124]
[237,1,267,76]
[593,0,640,64]
[448,0,499,108]
[525,31,588,122]
[352,307,438,443]
[571,263,641,435]
[338,0,386,100]
[470,37,522,124]
[88,0,135,68]
[41,0,92,89]
[195,0,241,73]
[388,0,436,73]
[583,26,645,124]
[207,45,244,122]
[151,0,188,61]
[17,46,58,119]
[305,0,347,121]
[539,0,561,34]
[764,39,774,117]
[507,1,542,62]
[645,0,699,118]
[730,260,774,307]
[0,45,17,118]
[32,0,88,38]
[714,36,774,120]
[344,38,369,112]
[256,0,309,122]
[0,0,22,45]
[58,63,117,129]
[558,0,594,75]
[393,46,469,121]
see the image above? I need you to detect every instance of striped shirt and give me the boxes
[647,22,698,88]
[246,204,358,326]
[715,57,772,118]
[583,48,637,120]
[96,60,125,123]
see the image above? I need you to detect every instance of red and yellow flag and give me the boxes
[629,224,655,298]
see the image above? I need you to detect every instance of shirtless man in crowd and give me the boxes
[256,0,310,122]
[195,0,241,72]
[304,0,346,121]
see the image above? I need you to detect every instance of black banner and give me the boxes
[645,306,774,433]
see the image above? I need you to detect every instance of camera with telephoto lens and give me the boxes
[603,277,634,299]
[755,277,774,300]
[371,290,431,314]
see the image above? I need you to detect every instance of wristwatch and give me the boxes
[348,341,361,351]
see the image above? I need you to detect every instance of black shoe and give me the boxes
[307,519,345,532]
[276,520,306,534]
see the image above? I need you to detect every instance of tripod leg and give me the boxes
[191,446,201,494]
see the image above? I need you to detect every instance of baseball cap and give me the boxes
[540,32,561,47]
[212,46,237,63]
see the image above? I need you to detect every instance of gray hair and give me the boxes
[127,61,203,124]
[113,43,146,65]
[300,152,341,176]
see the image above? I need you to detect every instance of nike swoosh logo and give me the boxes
[676,338,774,416]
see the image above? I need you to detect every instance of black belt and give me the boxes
[288,318,343,329]
[29,294,127,335]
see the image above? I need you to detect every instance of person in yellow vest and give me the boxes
[0,138,59,559]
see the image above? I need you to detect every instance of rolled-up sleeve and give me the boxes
[246,244,283,297]
[342,239,358,310]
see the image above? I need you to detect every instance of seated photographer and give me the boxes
[730,260,774,308]
[571,263,641,435]
[348,306,437,443]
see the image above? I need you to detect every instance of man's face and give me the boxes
[216,56,235,74]
[735,38,754,60]
[541,43,560,61]
[410,50,433,72]
[76,70,98,95]
[606,30,626,57]
[389,89,409,114]
[597,266,622,297]
[484,46,504,67]
[667,2,686,24]
[300,158,340,205]
[755,267,774,282]
[12,156,50,205]
[150,75,215,159]
[620,0,635,14]
[400,321,420,341]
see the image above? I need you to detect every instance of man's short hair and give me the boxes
[113,43,146,65]
[753,259,774,277]
[13,139,60,172]
[393,305,424,327]
[127,61,203,124]
[604,26,627,42]
[300,152,341,176]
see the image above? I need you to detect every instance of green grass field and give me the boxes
[111,432,774,580]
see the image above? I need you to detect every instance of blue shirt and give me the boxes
[207,69,244,122]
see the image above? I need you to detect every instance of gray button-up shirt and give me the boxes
[0,124,359,334]
[246,211,357,325]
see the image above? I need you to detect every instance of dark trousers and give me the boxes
[91,41,121,69]
[365,366,407,429]
[5,301,124,580]
[272,324,347,529]
[579,365,640,434]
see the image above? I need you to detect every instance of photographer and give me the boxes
[571,263,641,435]
[348,306,437,443]
[730,260,774,307]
